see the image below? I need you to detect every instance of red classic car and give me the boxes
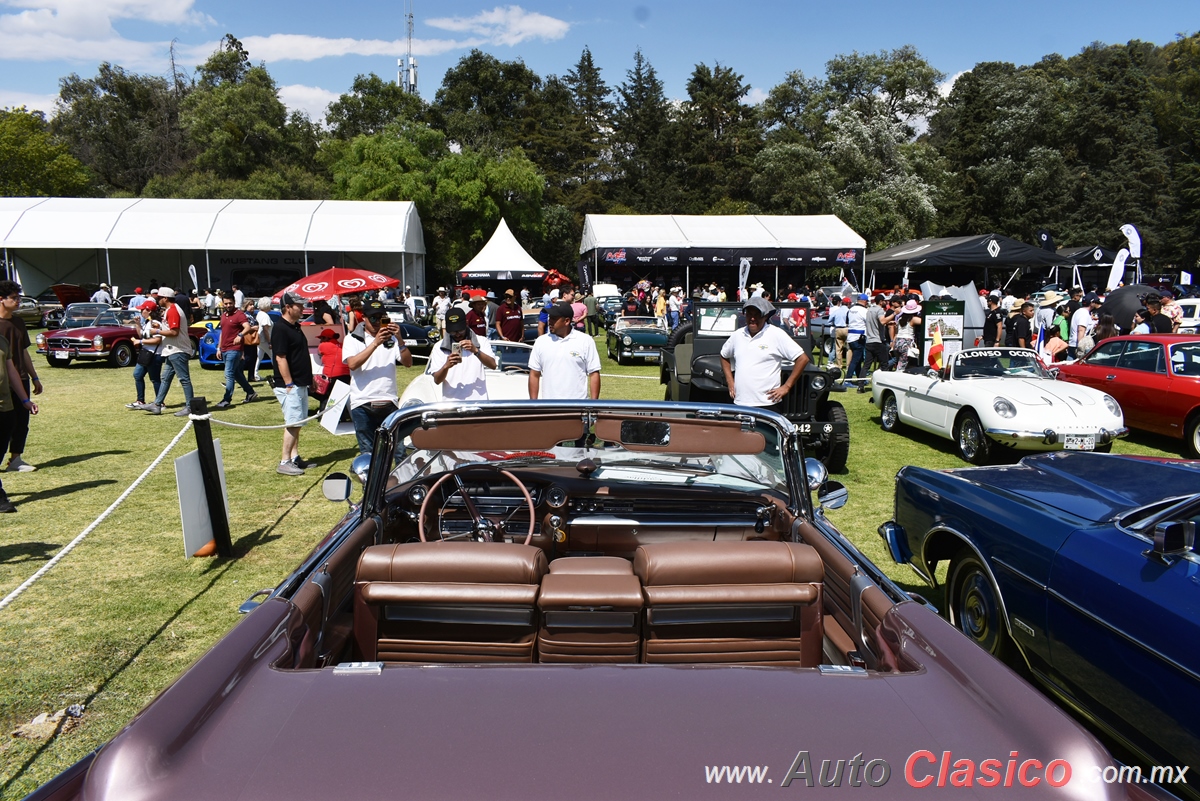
[25,401,1170,801]
[34,305,140,367]
[1056,334,1200,456]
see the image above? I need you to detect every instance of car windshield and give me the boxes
[62,304,111,325]
[952,349,1051,379]
[695,302,813,344]
[614,316,663,331]
[1169,341,1200,377]
[387,407,790,495]
[383,305,417,325]
[493,343,532,371]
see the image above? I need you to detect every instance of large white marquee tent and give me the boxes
[0,198,426,297]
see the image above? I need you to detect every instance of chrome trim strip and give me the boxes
[991,557,1047,591]
[1046,588,1200,684]
[569,515,755,528]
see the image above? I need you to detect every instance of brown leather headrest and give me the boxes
[634,542,823,586]
[357,542,548,585]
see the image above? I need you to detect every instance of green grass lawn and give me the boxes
[0,340,1184,798]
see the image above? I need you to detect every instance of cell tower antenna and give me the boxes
[397,0,418,93]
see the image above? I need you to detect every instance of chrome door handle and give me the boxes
[1105,375,1116,380]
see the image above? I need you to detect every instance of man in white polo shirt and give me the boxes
[720,297,809,411]
[528,303,601,400]
[343,299,413,455]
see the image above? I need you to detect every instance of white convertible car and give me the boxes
[399,341,533,407]
[870,347,1128,464]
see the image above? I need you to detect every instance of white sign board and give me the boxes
[320,380,356,436]
[175,439,229,558]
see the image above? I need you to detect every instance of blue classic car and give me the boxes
[879,452,1199,796]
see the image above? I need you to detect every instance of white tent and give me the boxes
[456,219,547,282]
[0,198,426,296]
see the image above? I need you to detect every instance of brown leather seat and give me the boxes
[354,542,548,663]
[634,541,824,667]
[538,557,642,663]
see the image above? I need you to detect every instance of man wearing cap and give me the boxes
[827,297,849,371]
[144,288,195,417]
[432,287,451,334]
[497,290,524,342]
[529,303,601,400]
[466,296,489,337]
[430,307,496,402]
[127,287,147,310]
[720,297,809,411]
[342,299,413,455]
[91,283,112,305]
[844,293,870,387]
[271,291,315,474]
[1069,293,1102,358]
[982,294,1004,347]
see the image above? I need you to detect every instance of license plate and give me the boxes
[53,350,71,359]
[403,339,417,346]
[1064,435,1095,451]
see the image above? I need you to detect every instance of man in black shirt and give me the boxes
[1010,302,1035,348]
[983,295,1004,346]
[1143,294,1174,334]
[1065,286,1083,318]
[271,291,315,476]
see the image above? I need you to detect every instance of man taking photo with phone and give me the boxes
[429,307,496,401]
[343,299,414,455]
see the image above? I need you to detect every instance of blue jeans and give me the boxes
[668,310,680,328]
[350,402,395,455]
[847,338,866,381]
[154,352,193,408]
[221,350,255,402]
[133,353,162,402]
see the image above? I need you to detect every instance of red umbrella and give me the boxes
[273,267,399,301]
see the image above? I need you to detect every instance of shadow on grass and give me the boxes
[8,480,118,503]
[0,467,330,795]
[303,446,359,468]
[33,451,130,470]
[0,541,60,565]
[1122,427,1186,457]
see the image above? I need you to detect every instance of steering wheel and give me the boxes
[418,465,536,545]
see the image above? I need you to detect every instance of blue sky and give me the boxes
[1,0,1195,121]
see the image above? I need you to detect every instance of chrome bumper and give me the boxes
[876,520,911,564]
[985,426,1129,446]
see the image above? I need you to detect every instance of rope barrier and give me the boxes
[0,421,196,612]
[599,373,660,381]
[199,410,324,430]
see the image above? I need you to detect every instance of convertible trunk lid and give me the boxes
[79,600,1130,800]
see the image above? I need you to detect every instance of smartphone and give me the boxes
[452,341,464,356]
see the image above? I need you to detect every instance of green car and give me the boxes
[606,315,668,364]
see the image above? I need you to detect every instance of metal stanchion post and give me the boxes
[190,396,234,557]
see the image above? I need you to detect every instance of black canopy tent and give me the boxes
[866,234,1070,291]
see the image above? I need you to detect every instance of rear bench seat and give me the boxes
[538,557,643,663]
[634,541,824,667]
[354,542,548,663]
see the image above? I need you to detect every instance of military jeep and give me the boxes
[660,301,850,471]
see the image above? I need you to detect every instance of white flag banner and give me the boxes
[1119,224,1142,258]
[737,257,752,295]
[1107,249,1129,291]
[188,264,199,292]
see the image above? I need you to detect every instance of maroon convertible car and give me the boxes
[31,401,1170,800]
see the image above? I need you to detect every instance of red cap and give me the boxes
[139,300,157,311]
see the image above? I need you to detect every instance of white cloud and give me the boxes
[278,83,339,120]
[426,5,569,46]
[183,33,469,65]
[0,88,58,114]
[745,87,767,105]
[939,70,965,98]
[0,0,211,64]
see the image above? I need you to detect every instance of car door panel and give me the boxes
[907,374,955,432]
[1047,527,1200,769]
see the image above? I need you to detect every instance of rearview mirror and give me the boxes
[804,457,828,491]
[351,454,372,485]
[927,368,940,380]
[817,481,849,510]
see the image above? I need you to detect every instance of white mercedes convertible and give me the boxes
[870,347,1127,464]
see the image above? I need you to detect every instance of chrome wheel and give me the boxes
[880,393,899,432]
[954,410,990,465]
[948,553,1011,660]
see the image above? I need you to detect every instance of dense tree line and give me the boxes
[2,33,1198,277]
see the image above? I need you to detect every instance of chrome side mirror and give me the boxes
[817,481,849,510]
[350,454,372,485]
[322,472,353,503]
[804,457,828,491]
[1148,520,1195,561]
[927,368,940,380]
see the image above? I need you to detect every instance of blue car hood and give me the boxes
[946,452,1200,522]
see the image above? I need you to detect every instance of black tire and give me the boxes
[821,336,836,364]
[189,338,201,359]
[953,409,991,465]
[1184,413,1200,458]
[947,551,1016,662]
[879,391,901,433]
[664,321,693,350]
[47,355,70,368]
[110,341,135,368]
[820,401,850,472]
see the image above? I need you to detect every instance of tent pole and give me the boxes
[305,250,310,276]
[205,250,211,288]
[105,249,112,287]
[774,266,778,299]
[3,248,8,280]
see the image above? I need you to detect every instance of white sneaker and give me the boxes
[6,456,36,472]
